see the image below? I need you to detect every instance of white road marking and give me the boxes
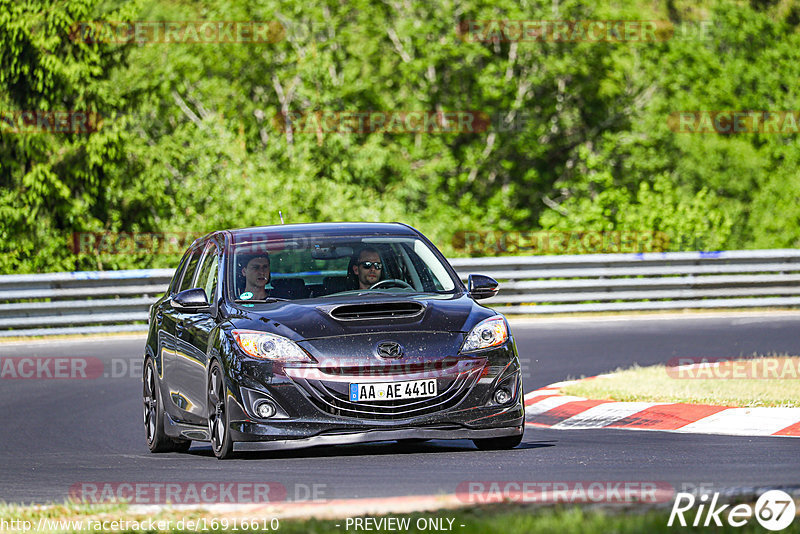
[677,407,800,436]
[551,402,664,429]
[508,311,800,328]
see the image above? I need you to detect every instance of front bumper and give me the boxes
[225,341,525,446]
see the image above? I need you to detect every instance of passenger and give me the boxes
[351,248,383,289]
[239,254,271,300]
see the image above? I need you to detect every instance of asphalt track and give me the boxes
[1,313,799,504]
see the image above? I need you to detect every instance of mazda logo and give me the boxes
[376,341,403,359]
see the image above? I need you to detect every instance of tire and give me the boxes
[172,438,192,453]
[143,359,192,453]
[208,361,235,459]
[472,433,523,451]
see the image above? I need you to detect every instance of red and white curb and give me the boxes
[524,378,800,437]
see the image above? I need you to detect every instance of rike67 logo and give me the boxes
[668,490,796,531]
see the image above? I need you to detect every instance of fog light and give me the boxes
[254,400,277,418]
[494,388,512,404]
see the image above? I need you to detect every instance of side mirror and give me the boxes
[468,274,499,300]
[171,288,210,310]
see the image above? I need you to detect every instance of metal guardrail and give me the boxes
[0,269,173,337]
[2,250,800,336]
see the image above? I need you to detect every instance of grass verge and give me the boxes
[561,356,800,407]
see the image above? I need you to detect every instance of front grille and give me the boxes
[318,361,460,377]
[329,302,424,320]
[292,368,482,420]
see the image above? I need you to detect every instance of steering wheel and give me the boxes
[370,279,413,290]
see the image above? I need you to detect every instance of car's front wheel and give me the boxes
[143,359,191,453]
[472,433,523,451]
[208,362,235,459]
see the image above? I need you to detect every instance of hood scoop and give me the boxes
[328,301,425,321]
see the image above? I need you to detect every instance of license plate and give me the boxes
[349,379,437,402]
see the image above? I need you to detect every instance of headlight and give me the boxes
[232,330,314,362]
[460,316,508,352]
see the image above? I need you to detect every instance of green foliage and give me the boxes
[540,150,734,251]
[1,0,799,273]
[537,1,800,252]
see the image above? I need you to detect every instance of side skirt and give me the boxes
[164,412,210,441]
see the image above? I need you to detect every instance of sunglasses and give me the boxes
[358,261,383,270]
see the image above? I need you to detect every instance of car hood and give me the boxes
[223,293,496,341]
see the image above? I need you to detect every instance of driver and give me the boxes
[240,254,271,299]
[352,248,382,289]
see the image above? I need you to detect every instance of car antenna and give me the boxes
[279,211,285,224]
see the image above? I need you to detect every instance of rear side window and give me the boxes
[177,246,204,292]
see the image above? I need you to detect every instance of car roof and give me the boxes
[225,222,419,245]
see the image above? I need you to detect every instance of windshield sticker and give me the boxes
[240,292,254,300]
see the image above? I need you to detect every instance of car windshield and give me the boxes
[229,235,458,302]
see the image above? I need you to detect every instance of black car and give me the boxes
[143,222,524,458]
